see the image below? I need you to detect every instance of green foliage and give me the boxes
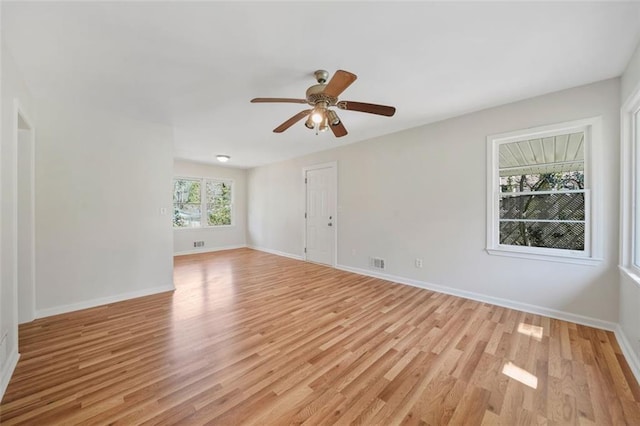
[207,182,232,226]
[173,208,185,227]
[188,181,201,203]
[172,179,232,228]
[173,179,202,227]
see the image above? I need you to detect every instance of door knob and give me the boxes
[328,222,333,226]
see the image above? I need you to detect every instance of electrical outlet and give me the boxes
[415,258,423,268]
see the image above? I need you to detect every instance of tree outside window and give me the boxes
[499,170,585,250]
[206,181,232,226]
[173,179,201,228]
[173,178,233,228]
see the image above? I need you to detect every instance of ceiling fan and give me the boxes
[251,69,396,138]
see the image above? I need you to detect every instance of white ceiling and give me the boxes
[3,1,640,169]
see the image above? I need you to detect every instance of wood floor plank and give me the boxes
[1,248,639,424]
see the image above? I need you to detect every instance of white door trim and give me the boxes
[302,161,337,267]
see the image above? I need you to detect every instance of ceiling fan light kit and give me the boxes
[327,110,340,126]
[251,69,396,138]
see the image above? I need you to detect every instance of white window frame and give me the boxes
[173,176,234,229]
[486,117,603,265]
[621,87,640,281]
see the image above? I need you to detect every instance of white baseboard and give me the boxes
[615,325,640,385]
[35,284,175,319]
[248,245,303,261]
[174,244,247,256]
[1,347,20,402]
[335,264,618,332]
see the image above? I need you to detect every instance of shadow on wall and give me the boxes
[559,269,619,324]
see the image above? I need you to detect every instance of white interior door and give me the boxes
[305,165,336,266]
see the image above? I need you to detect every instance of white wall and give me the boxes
[173,159,247,255]
[17,126,34,324]
[248,163,304,257]
[619,40,640,380]
[248,78,620,326]
[34,100,175,317]
[1,42,35,398]
[622,41,640,104]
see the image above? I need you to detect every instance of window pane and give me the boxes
[206,181,227,203]
[173,178,202,228]
[207,203,231,226]
[496,131,586,252]
[173,203,201,228]
[500,171,584,193]
[500,193,585,221]
[173,179,200,204]
[206,181,232,226]
[499,221,585,250]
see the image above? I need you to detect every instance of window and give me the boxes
[206,180,232,226]
[173,178,201,228]
[621,88,640,277]
[173,177,233,228]
[634,108,640,268]
[633,107,640,271]
[486,118,602,264]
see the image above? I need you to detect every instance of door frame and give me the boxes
[302,161,337,267]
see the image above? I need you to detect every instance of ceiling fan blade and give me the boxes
[323,70,357,98]
[273,109,312,133]
[251,98,307,104]
[330,121,348,138]
[337,101,396,117]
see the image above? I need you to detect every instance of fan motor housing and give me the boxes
[306,84,337,106]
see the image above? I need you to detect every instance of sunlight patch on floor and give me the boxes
[517,322,544,341]
[502,361,538,389]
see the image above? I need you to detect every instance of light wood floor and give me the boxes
[1,248,639,425]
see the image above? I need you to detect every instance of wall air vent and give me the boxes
[370,257,385,270]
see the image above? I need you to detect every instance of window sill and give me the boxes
[173,225,235,231]
[619,266,640,289]
[486,247,602,266]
